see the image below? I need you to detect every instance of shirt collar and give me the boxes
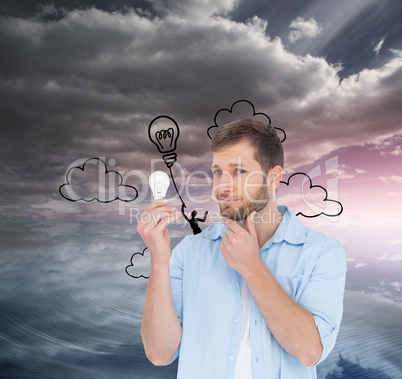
[272,205,307,245]
[201,205,307,245]
[201,221,227,240]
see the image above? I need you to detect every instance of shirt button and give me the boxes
[234,319,238,323]
[229,356,234,361]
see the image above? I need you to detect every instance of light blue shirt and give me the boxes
[169,205,346,379]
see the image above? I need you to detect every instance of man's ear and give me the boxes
[269,165,283,190]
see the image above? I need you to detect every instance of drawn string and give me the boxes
[169,165,186,208]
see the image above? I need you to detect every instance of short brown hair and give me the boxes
[211,119,284,172]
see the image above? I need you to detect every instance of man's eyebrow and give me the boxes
[211,163,249,170]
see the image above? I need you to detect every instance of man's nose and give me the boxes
[216,171,235,191]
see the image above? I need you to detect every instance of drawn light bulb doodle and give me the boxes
[149,171,170,200]
[148,115,180,168]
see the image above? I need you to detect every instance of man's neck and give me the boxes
[238,205,283,249]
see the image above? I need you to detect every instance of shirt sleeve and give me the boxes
[298,237,347,365]
[168,237,186,363]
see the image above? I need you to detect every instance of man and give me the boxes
[138,119,346,379]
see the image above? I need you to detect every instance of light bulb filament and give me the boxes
[155,128,174,150]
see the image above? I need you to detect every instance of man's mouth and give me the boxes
[217,197,241,203]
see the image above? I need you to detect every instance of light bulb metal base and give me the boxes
[162,153,177,168]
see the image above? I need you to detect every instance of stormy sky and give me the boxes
[0,0,401,378]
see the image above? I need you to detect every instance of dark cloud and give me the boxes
[230,0,402,79]
[0,3,400,228]
[0,0,156,19]
[147,0,238,17]
[1,4,401,186]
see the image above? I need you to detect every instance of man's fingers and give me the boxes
[220,240,228,256]
[144,204,177,216]
[143,211,179,231]
[153,213,181,231]
[140,206,177,225]
[225,228,235,239]
[222,233,233,248]
[144,199,171,212]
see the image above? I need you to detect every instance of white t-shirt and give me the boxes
[233,273,252,379]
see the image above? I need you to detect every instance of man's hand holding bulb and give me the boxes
[137,171,181,265]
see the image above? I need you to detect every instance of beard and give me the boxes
[218,185,270,221]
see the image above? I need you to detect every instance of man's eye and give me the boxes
[213,170,222,176]
[235,169,245,174]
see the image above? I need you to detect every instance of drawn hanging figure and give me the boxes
[181,204,208,235]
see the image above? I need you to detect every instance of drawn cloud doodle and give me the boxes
[207,99,286,143]
[59,157,138,203]
[279,172,343,218]
[125,247,150,279]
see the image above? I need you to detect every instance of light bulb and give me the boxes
[148,115,180,168]
[149,171,170,200]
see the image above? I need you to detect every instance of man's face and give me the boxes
[211,140,272,221]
